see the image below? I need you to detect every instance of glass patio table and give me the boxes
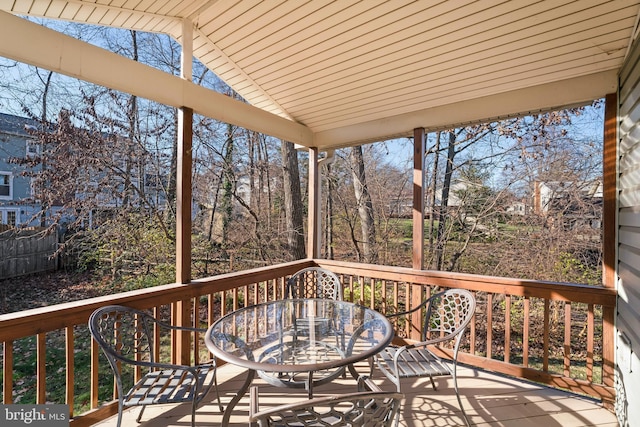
[205,298,393,426]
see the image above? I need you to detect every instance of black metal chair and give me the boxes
[374,289,476,427]
[88,305,223,427]
[249,375,403,427]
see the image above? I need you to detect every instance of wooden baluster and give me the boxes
[135,311,143,379]
[487,293,493,360]
[393,281,399,317]
[349,276,354,303]
[469,293,476,356]
[543,299,550,372]
[369,277,375,310]
[504,295,511,363]
[523,296,530,367]
[37,332,46,404]
[3,341,13,404]
[254,282,259,306]
[90,337,99,409]
[193,297,200,363]
[208,293,215,325]
[381,279,387,313]
[404,283,411,338]
[587,303,594,382]
[170,303,177,364]
[564,302,572,377]
[222,290,228,316]
[66,326,74,418]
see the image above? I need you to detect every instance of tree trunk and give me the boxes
[350,146,377,263]
[281,140,305,260]
[123,30,139,208]
[428,131,441,250]
[325,163,335,260]
[38,70,53,228]
[220,123,234,258]
[434,132,456,270]
[165,108,178,227]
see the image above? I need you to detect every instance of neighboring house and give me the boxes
[0,112,42,227]
[387,180,482,219]
[533,180,603,229]
[1,112,171,230]
[506,200,528,216]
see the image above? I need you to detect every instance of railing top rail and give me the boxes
[315,259,617,307]
[0,258,616,342]
[0,259,313,342]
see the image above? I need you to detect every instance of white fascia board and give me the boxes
[313,70,619,149]
[0,11,313,146]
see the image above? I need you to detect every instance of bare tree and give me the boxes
[281,140,305,260]
[350,145,377,263]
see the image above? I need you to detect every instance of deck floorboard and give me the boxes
[90,362,617,426]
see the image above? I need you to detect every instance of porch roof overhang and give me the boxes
[0,1,639,150]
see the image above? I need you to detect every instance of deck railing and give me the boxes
[0,259,616,426]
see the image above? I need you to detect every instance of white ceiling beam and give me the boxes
[313,70,619,149]
[0,11,313,145]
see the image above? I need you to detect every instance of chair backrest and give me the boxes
[422,288,476,342]
[251,390,403,427]
[88,305,159,373]
[285,267,343,300]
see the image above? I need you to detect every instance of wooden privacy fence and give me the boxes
[0,228,58,279]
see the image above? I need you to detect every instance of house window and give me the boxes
[26,140,40,158]
[5,210,16,227]
[0,209,19,227]
[0,173,11,199]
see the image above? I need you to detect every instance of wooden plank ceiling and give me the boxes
[1,0,639,149]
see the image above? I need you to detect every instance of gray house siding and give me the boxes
[0,113,41,226]
[617,32,640,426]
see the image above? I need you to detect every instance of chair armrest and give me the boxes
[145,314,209,334]
[357,375,382,392]
[109,355,210,374]
[385,297,431,319]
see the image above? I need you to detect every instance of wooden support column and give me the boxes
[307,147,320,258]
[411,128,426,340]
[601,92,617,393]
[176,108,193,284]
[177,18,193,284]
[602,92,617,289]
[175,19,194,365]
[175,106,193,364]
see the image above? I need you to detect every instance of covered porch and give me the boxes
[1,1,638,426]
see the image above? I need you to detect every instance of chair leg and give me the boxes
[452,364,471,427]
[191,398,197,427]
[306,371,314,398]
[429,376,437,390]
[136,405,146,423]
[213,371,224,412]
[116,402,123,427]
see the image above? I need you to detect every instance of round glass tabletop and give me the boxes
[205,298,393,373]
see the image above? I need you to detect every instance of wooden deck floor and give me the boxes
[90,362,618,426]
